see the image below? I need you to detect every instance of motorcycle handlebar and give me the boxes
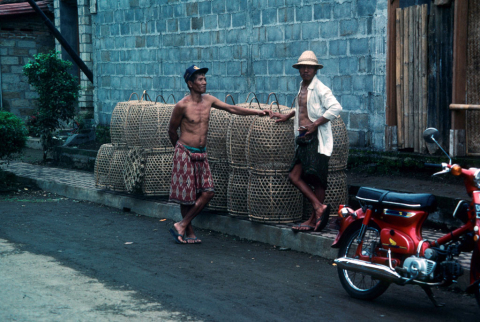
[424,163,442,168]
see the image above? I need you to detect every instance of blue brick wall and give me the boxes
[93,0,388,149]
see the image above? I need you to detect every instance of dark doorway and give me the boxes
[59,0,79,79]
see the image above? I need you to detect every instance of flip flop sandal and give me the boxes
[169,226,186,244]
[314,204,331,232]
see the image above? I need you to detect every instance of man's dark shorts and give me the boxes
[289,133,329,189]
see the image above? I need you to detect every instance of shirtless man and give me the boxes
[167,65,270,244]
[271,51,342,232]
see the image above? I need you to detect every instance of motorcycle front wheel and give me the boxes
[337,227,390,300]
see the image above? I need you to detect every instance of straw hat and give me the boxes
[292,50,323,69]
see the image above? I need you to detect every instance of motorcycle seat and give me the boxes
[356,187,437,211]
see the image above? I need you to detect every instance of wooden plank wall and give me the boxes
[395,4,428,152]
[427,4,454,150]
[466,0,480,155]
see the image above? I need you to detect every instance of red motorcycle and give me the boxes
[332,128,480,308]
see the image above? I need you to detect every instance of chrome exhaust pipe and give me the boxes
[335,257,402,283]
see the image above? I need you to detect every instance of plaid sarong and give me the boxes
[169,142,214,205]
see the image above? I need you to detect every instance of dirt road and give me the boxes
[0,187,478,321]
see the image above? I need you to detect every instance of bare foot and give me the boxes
[292,209,318,232]
[180,223,201,243]
[173,222,187,241]
[291,222,315,232]
[184,237,202,244]
[169,223,186,244]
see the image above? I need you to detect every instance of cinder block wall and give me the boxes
[93,0,387,150]
[0,15,54,119]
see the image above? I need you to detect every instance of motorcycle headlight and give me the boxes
[474,169,480,188]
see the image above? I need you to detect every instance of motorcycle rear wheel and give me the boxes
[337,227,390,300]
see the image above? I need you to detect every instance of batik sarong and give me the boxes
[169,142,214,205]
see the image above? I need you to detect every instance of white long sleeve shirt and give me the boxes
[294,75,342,157]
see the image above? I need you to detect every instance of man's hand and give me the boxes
[270,112,290,123]
[298,123,318,135]
[258,110,273,117]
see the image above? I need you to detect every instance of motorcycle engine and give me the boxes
[402,256,437,281]
[440,261,464,281]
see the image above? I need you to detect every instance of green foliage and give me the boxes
[25,112,41,137]
[0,111,28,160]
[74,111,94,131]
[95,125,111,145]
[23,51,80,160]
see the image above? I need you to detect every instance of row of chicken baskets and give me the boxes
[94,92,349,224]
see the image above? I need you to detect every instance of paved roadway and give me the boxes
[0,187,478,321]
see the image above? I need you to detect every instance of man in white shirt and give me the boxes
[271,50,342,232]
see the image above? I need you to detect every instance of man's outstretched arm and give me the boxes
[211,96,271,116]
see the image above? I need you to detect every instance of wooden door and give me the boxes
[466,0,480,155]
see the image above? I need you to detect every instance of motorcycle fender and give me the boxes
[466,218,480,294]
[331,216,361,248]
[331,208,378,248]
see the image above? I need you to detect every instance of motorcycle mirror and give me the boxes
[423,128,440,144]
[423,128,452,165]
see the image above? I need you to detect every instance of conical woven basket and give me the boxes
[123,147,146,194]
[226,93,263,167]
[110,93,139,145]
[207,158,230,210]
[139,95,177,150]
[227,166,250,217]
[246,98,295,172]
[247,170,303,223]
[107,145,129,191]
[142,148,174,196]
[207,108,231,160]
[329,116,349,171]
[94,143,115,188]
[125,91,155,147]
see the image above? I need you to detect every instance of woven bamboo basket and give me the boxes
[226,93,263,167]
[207,108,231,160]
[207,158,230,210]
[246,98,295,172]
[142,149,174,196]
[107,145,129,191]
[329,116,349,171]
[125,91,155,147]
[227,166,250,217]
[110,93,139,145]
[94,143,115,189]
[139,95,176,150]
[302,169,348,222]
[248,170,303,223]
[123,147,145,194]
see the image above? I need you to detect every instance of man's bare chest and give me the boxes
[183,105,211,125]
[298,88,309,112]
